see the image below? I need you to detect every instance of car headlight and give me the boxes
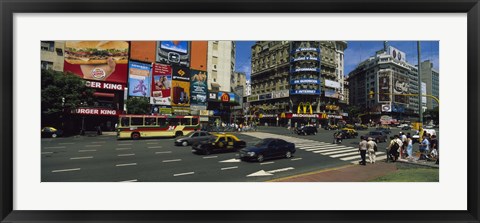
[176,140,182,143]
[247,152,255,156]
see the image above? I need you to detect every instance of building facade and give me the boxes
[347,45,420,123]
[248,41,347,127]
[420,60,440,110]
[41,41,65,71]
[343,79,350,105]
[207,41,236,93]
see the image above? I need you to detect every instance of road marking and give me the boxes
[247,167,295,177]
[70,156,93,160]
[291,158,303,161]
[147,142,159,144]
[304,145,347,151]
[41,152,54,154]
[221,166,238,170]
[78,149,97,152]
[350,155,388,164]
[117,144,132,146]
[90,141,106,144]
[43,146,66,149]
[322,148,358,155]
[85,145,102,147]
[118,154,135,157]
[116,163,137,167]
[116,148,132,150]
[52,168,81,173]
[340,152,386,161]
[120,179,138,182]
[155,151,172,154]
[58,143,74,145]
[260,161,274,165]
[148,146,163,149]
[330,151,360,158]
[219,158,242,163]
[163,159,182,163]
[312,147,351,153]
[173,172,194,177]
[203,156,218,159]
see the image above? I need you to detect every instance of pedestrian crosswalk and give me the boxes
[241,132,387,164]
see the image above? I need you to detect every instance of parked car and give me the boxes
[41,127,63,138]
[364,131,388,143]
[191,133,246,155]
[175,131,214,146]
[412,128,437,143]
[239,138,296,162]
[401,125,412,130]
[297,126,318,135]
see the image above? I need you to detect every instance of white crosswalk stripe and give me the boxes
[241,132,387,164]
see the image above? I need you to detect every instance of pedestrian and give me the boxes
[387,135,402,162]
[419,134,430,160]
[96,125,102,135]
[406,135,413,158]
[358,136,368,165]
[429,134,438,159]
[367,137,377,164]
[399,132,407,159]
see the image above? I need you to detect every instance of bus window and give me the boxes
[192,118,199,125]
[168,118,179,126]
[120,117,130,127]
[131,117,143,126]
[145,117,156,126]
[180,118,191,125]
[157,118,167,126]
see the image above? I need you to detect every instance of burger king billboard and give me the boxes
[64,41,129,84]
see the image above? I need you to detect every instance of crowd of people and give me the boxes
[358,130,439,165]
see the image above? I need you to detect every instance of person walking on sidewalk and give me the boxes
[419,134,430,160]
[387,135,402,162]
[367,137,377,164]
[358,136,368,165]
[399,132,407,159]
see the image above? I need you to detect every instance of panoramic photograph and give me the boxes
[41,40,439,182]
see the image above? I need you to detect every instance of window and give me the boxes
[56,48,63,56]
[192,118,199,125]
[227,137,234,143]
[121,117,130,127]
[168,118,179,126]
[158,118,167,126]
[145,118,156,126]
[41,61,53,70]
[131,118,143,126]
[41,41,54,51]
[191,132,199,137]
[213,42,219,50]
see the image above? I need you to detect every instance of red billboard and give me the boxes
[64,41,129,84]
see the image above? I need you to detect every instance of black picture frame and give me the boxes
[1,0,479,222]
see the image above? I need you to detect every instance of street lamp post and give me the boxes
[417,41,423,129]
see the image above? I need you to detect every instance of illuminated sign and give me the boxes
[291,79,320,84]
[290,89,320,95]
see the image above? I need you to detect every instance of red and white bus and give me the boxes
[117,114,200,139]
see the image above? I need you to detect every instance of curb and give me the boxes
[266,164,353,182]
[396,159,439,168]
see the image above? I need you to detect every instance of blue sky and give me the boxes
[234,41,439,81]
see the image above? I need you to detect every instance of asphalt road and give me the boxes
[41,126,437,182]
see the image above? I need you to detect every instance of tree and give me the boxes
[42,69,95,114]
[126,97,150,114]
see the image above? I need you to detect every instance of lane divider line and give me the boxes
[163,159,182,163]
[70,156,93,160]
[85,145,102,147]
[43,146,66,149]
[221,166,238,170]
[120,179,138,182]
[78,149,97,152]
[260,161,274,165]
[116,163,137,167]
[41,152,54,154]
[148,146,163,149]
[117,154,135,157]
[291,158,303,161]
[116,148,132,150]
[173,172,194,177]
[155,151,172,154]
[52,168,81,173]
[203,156,218,159]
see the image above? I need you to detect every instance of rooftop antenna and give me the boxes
[384,41,389,52]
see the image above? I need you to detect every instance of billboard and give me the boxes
[171,79,190,107]
[151,63,172,105]
[130,41,157,63]
[377,70,391,102]
[290,89,321,95]
[190,69,208,106]
[290,79,320,84]
[128,61,151,97]
[325,79,341,89]
[64,41,129,84]
[172,66,191,82]
[190,41,208,71]
[217,92,238,103]
[325,89,340,98]
[393,73,409,104]
[156,41,190,67]
[388,46,406,62]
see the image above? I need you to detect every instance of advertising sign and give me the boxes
[377,70,392,102]
[393,73,409,104]
[291,79,320,84]
[292,56,319,62]
[130,41,156,63]
[190,41,208,71]
[292,67,320,72]
[324,89,340,98]
[381,103,392,112]
[421,82,427,105]
[209,92,217,100]
[259,93,272,101]
[64,41,129,84]
[172,106,191,115]
[325,79,341,89]
[73,108,122,116]
[157,41,190,67]
[171,80,190,107]
[151,105,172,115]
[190,70,208,106]
[217,92,237,103]
[85,80,125,91]
[290,89,321,95]
[128,61,151,97]
[172,66,190,82]
[151,63,172,105]
[294,48,320,53]
[247,95,259,102]
[388,46,406,62]
[272,90,289,99]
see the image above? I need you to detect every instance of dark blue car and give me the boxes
[239,138,296,162]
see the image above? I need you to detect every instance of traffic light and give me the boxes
[369,89,375,99]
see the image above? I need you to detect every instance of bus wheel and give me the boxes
[175,131,183,137]
[131,132,140,140]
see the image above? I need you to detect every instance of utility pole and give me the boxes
[417,41,423,129]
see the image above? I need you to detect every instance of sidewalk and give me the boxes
[270,162,398,182]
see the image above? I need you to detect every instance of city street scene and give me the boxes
[41,41,439,182]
